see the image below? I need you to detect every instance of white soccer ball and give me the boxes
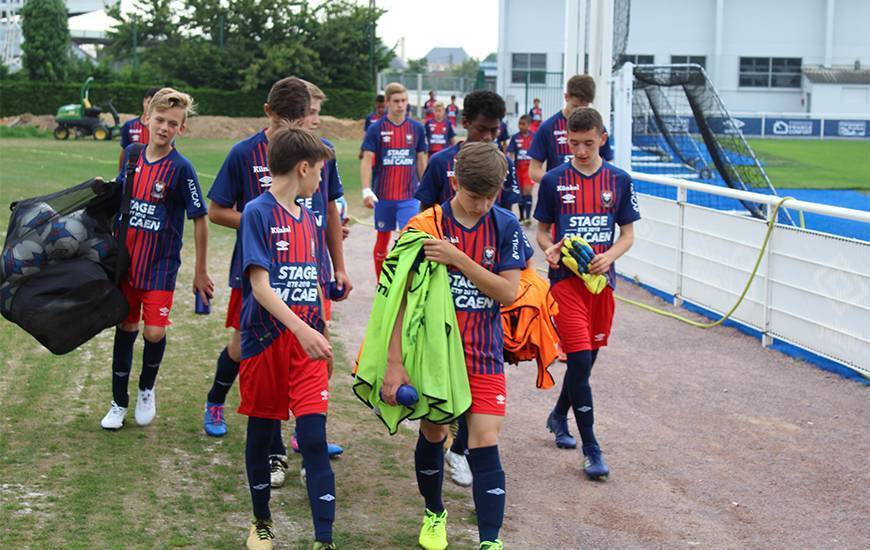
[1,239,47,283]
[14,202,57,241]
[43,216,88,260]
[81,235,113,263]
[0,281,16,312]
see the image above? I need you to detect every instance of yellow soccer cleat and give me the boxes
[418,508,449,550]
[246,518,275,550]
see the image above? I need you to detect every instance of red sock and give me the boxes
[374,230,392,277]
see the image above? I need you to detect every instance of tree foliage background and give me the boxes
[104,0,395,91]
[20,0,70,81]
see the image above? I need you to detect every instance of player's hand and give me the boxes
[332,270,353,301]
[193,271,214,305]
[423,238,463,266]
[588,252,614,275]
[362,188,378,209]
[296,325,333,361]
[357,150,364,160]
[363,196,376,209]
[382,360,411,406]
[341,222,350,240]
[544,238,565,269]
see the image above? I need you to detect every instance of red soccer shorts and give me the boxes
[467,371,507,416]
[551,277,615,353]
[121,280,174,327]
[322,298,332,322]
[225,287,242,330]
[237,329,329,420]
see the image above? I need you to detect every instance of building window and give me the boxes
[620,54,654,65]
[671,55,706,68]
[512,53,547,84]
[739,57,801,88]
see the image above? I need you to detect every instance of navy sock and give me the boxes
[207,347,240,404]
[522,195,533,219]
[450,416,468,455]
[554,349,597,416]
[245,416,277,520]
[415,432,446,514]
[138,336,166,391]
[111,328,138,407]
[297,414,335,543]
[566,350,598,447]
[269,420,287,456]
[467,445,505,543]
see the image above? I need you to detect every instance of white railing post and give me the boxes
[674,184,687,306]
[613,62,634,170]
[761,203,776,348]
[417,73,423,119]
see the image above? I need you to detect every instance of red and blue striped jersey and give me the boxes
[117,145,207,290]
[440,201,526,375]
[362,117,428,201]
[507,131,535,187]
[446,103,460,124]
[423,98,437,121]
[425,119,455,155]
[239,192,322,359]
[534,161,641,286]
[364,111,382,132]
[415,142,521,209]
[120,116,149,149]
[528,111,614,172]
[529,105,543,132]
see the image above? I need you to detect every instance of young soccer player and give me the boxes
[528,97,543,133]
[364,94,386,131]
[445,95,460,125]
[497,120,510,152]
[423,89,438,121]
[534,107,640,480]
[118,86,161,170]
[416,90,520,212]
[238,127,336,550]
[360,82,428,276]
[101,88,212,430]
[528,74,614,183]
[506,114,536,224]
[385,142,524,550]
[425,102,456,156]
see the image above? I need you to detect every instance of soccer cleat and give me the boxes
[312,541,336,550]
[246,518,275,550]
[291,431,345,458]
[100,401,128,430]
[444,449,473,487]
[203,401,227,437]
[418,508,448,550]
[269,455,288,488]
[480,540,504,550]
[582,444,610,480]
[546,410,577,449]
[134,388,156,426]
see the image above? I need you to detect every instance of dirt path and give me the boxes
[329,217,869,549]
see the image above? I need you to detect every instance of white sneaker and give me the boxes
[134,388,156,426]
[445,449,473,487]
[100,401,128,430]
[270,455,288,488]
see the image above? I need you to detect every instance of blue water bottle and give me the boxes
[194,291,211,315]
[380,384,419,406]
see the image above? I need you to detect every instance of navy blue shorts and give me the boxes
[374,199,420,232]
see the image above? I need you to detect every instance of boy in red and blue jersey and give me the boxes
[118,86,160,170]
[534,107,640,481]
[528,97,543,133]
[416,90,520,213]
[423,90,438,121]
[425,102,456,156]
[385,142,525,550]
[100,88,213,431]
[359,94,386,162]
[446,95,460,125]
[506,114,536,224]
[528,75,614,183]
[360,82,428,276]
[237,128,336,549]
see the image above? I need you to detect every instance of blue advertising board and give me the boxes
[633,114,869,139]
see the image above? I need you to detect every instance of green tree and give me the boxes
[450,57,480,81]
[406,57,428,74]
[19,0,70,81]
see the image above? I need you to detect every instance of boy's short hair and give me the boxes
[566,74,596,103]
[384,82,407,101]
[451,95,456,100]
[454,142,508,197]
[567,107,605,134]
[375,94,385,103]
[533,97,541,102]
[518,114,530,123]
[144,87,161,99]
[461,90,506,123]
[267,77,311,122]
[303,80,326,101]
[434,101,445,109]
[147,88,196,121]
[267,127,334,177]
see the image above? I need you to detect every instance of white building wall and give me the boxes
[808,82,870,115]
[831,0,870,66]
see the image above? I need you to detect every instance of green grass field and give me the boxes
[0,137,480,548]
[746,139,870,190]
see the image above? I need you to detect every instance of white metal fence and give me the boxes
[618,172,870,377]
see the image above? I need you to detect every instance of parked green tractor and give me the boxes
[54,77,120,140]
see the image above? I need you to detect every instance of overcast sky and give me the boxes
[70,0,500,61]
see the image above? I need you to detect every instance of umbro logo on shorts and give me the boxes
[319,493,336,502]
[487,488,505,495]
[159,307,170,317]
[594,333,606,342]
[495,394,506,405]
[419,469,440,476]
[320,390,329,401]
